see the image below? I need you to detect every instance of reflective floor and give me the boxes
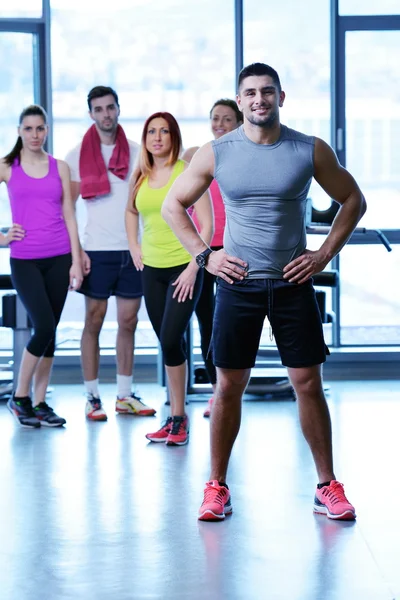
[0,380,399,600]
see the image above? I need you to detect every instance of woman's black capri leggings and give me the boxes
[142,263,203,367]
[10,253,71,358]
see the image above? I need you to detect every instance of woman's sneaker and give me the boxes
[165,415,189,446]
[115,392,156,416]
[33,402,66,427]
[7,394,41,428]
[85,394,108,421]
[145,417,173,442]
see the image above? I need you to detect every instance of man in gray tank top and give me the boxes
[162,63,366,523]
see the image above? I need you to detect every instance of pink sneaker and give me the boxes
[165,415,189,446]
[198,480,232,521]
[145,417,173,442]
[203,397,214,418]
[314,480,356,520]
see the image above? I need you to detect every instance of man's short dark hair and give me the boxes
[87,86,119,111]
[237,63,282,93]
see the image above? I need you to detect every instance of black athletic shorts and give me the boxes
[212,277,329,370]
[78,250,143,300]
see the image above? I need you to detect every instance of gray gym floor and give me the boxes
[0,380,399,600]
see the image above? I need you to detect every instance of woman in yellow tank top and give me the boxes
[126,112,213,446]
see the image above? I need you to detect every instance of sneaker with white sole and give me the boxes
[313,480,356,520]
[33,402,66,427]
[116,392,156,416]
[198,480,232,521]
[165,414,189,446]
[85,394,107,421]
[145,417,173,442]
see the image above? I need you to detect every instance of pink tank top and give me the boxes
[7,155,71,259]
[191,179,226,247]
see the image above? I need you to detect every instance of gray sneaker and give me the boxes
[7,395,41,428]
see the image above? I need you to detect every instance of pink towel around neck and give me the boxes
[79,124,130,199]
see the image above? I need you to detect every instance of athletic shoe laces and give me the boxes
[161,417,173,429]
[203,483,226,507]
[37,402,53,412]
[322,481,348,506]
[88,397,102,411]
[170,416,185,435]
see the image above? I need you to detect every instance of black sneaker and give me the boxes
[33,402,66,427]
[7,394,41,428]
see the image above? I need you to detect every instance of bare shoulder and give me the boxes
[56,158,71,178]
[314,137,339,168]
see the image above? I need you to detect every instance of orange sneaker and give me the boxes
[203,397,214,418]
[145,417,173,442]
[314,480,356,520]
[198,480,232,521]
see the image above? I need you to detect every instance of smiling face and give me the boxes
[18,115,48,152]
[89,94,120,133]
[145,117,172,158]
[237,74,285,129]
[210,104,241,139]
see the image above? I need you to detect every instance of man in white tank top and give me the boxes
[162,63,366,523]
[66,86,156,421]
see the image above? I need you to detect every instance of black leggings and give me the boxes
[194,268,217,384]
[10,253,71,358]
[142,263,203,367]
[193,245,222,385]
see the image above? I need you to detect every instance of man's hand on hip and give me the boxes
[206,249,248,284]
[283,249,329,284]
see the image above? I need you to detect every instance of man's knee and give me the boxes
[216,368,251,399]
[288,365,324,397]
[116,298,141,333]
[84,301,107,334]
[117,312,138,333]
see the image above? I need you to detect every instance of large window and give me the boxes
[50,0,235,351]
[345,30,400,229]
[1,1,400,356]
[339,24,400,344]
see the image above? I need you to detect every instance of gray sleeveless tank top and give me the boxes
[212,124,315,279]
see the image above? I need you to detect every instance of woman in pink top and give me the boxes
[182,99,243,417]
[0,105,83,428]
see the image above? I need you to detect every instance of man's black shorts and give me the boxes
[78,250,143,300]
[212,277,329,369]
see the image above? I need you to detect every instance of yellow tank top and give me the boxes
[135,160,192,268]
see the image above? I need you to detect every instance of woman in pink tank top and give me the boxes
[0,105,83,428]
[182,99,243,417]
